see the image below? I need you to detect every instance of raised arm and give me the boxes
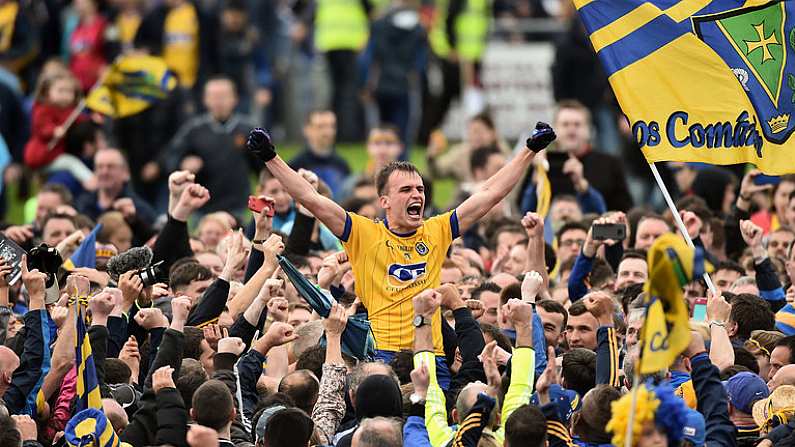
[456,123,554,233]
[247,128,347,237]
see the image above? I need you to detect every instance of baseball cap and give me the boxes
[254,405,287,443]
[723,371,769,414]
[530,384,581,424]
[682,409,705,446]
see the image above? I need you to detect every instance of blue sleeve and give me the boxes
[755,258,786,311]
[3,310,50,415]
[533,312,547,378]
[106,316,128,358]
[596,326,620,387]
[690,353,737,447]
[576,186,607,215]
[520,182,538,214]
[403,415,432,447]
[568,252,594,302]
[237,350,266,422]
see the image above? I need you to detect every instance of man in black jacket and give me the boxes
[530,100,633,212]
[162,77,260,219]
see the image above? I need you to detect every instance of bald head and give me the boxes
[769,364,795,391]
[0,347,19,380]
[352,417,403,447]
[491,273,520,290]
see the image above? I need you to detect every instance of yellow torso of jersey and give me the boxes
[163,3,199,87]
[116,13,141,49]
[342,211,457,354]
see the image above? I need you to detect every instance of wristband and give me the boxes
[739,194,752,202]
[252,239,265,245]
[709,320,726,329]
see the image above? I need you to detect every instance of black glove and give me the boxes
[247,128,276,162]
[525,122,556,153]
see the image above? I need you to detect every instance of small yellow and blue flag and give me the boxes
[85,54,177,118]
[574,0,795,175]
[75,303,102,412]
[63,224,102,271]
[639,233,712,374]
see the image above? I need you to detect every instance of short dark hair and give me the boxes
[562,348,596,397]
[479,322,513,352]
[728,294,775,340]
[177,358,208,410]
[589,258,614,289]
[262,408,315,447]
[567,300,589,317]
[720,365,752,380]
[295,345,325,382]
[505,404,546,447]
[170,263,213,291]
[39,182,73,205]
[388,350,414,385]
[472,282,501,302]
[65,120,102,156]
[192,380,234,431]
[732,346,760,375]
[41,212,76,232]
[0,413,20,447]
[556,221,588,242]
[304,108,334,125]
[489,223,526,248]
[537,299,568,329]
[104,358,132,385]
[716,260,744,277]
[621,249,647,262]
[278,370,319,415]
[470,111,496,130]
[775,335,795,364]
[182,326,206,361]
[375,161,420,196]
[469,145,501,175]
[499,283,522,306]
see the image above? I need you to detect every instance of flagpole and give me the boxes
[648,162,717,295]
[624,373,641,447]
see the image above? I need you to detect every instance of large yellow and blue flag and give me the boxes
[639,233,711,374]
[75,304,102,412]
[63,224,102,271]
[574,0,795,174]
[85,54,177,118]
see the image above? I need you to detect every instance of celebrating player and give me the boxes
[247,123,555,387]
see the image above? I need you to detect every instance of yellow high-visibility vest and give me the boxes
[429,0,489,61]
[314,0,369,52]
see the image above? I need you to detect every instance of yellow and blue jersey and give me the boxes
[340,210,460,354]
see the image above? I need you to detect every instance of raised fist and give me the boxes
[525,122,556,153]
[247,128,276,162]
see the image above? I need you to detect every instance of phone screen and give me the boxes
[692,303,707,322]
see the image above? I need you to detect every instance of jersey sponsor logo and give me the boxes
[387,262,427,283]
[415,242,429,256]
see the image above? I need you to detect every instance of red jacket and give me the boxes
[70,16,107,91]
[23,102,81,169]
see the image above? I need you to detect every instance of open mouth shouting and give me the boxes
[406,201,423,220]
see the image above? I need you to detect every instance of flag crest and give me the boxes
[573,0,795,174]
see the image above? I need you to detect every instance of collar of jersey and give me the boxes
[382,218,417,237]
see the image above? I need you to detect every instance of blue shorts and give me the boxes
[374,349,451,390]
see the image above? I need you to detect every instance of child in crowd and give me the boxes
[23,73,97,191]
